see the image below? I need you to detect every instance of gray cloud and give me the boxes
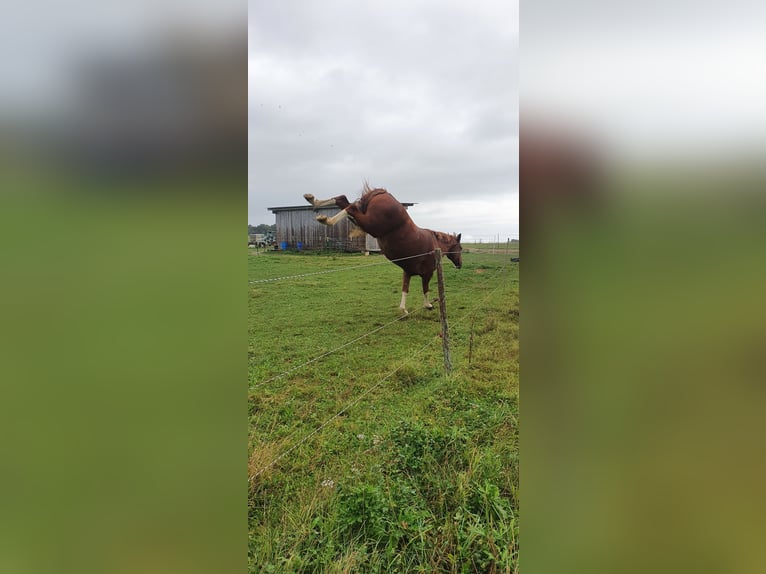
[249,0,519,240]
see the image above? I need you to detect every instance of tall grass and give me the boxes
[249,249,518,573]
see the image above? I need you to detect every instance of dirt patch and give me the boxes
[475,268,486,274]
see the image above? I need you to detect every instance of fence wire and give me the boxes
[250,304,430,389]
[250,324,446,481]
[249,250,465,285]
[249,250,488,389]
[250,261,516,481]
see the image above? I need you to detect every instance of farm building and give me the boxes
[268,201,415,252]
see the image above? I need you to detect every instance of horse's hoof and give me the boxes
[400,308,409,315]
[316,215,328,224]
[304,193,315,204]
[424,304,434,310]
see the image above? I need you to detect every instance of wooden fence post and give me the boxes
[434,249,452,374]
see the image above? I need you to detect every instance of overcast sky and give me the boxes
[523,1,766,162]
[248,1,519,241]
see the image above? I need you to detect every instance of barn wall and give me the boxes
[272,202,411,252]
[366,234,380,251]
[274,207,366,251]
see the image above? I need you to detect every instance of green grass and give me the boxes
[461,242,518,255]
[248,249,518,573]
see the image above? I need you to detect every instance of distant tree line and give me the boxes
[248,224,276,235]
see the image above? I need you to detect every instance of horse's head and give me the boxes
[440,232,462,269]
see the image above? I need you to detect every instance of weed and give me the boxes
[393,364,429,389]
[336,483,390,544]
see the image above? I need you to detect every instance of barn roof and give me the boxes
[268,202,415,213]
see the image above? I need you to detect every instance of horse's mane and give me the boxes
[358,181,389,213]
[432,230,458,242]
[361,180,385,196]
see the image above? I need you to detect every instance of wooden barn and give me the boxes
[268,201,415,252]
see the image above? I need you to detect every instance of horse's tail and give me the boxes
[349,225,366,239]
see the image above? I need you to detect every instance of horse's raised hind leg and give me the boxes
[304,194,354,226]
[304,194,337,208]
[421,274,434,310]
[304,194,351,209]
[316,208,350,226]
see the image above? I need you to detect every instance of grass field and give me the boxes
[248,248,519,573]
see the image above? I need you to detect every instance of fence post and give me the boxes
[434,249,452,374]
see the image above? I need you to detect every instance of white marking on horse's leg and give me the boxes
[303,194,337,207]
[318,209,350,226]
[423,291,434,309]
[399,291,408,314]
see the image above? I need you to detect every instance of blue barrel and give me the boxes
[296,241,303,251]
[279,241,288,250]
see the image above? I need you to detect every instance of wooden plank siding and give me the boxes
[268,202,414,252]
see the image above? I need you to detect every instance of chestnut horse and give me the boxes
[304,184,462,313]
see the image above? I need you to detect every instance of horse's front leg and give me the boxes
[421,273,434,310]
[400,272,411,314]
